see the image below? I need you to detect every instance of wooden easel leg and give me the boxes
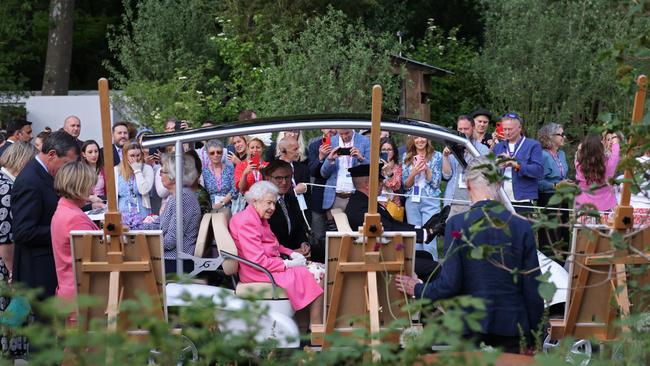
[563,234,598,337]
[135,234,165,319]
[106,271,121,332]
[323,236,352,349]
[366,271,381,362]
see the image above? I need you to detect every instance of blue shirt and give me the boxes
[539,149,568,193]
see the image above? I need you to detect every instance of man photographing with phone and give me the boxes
[320,129,370,218]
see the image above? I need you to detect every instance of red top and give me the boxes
[234,160,268,194]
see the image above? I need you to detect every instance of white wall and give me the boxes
[25,95,126,145]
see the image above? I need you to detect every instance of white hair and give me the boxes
[464,156,500,199]
[162,153,198,187]
[274,131,306,161]
[245,181,279,204]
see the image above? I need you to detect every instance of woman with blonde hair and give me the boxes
[115,141,154,221]
[0,142,39,275]
[401,135,443,259]
[51,162,99,311]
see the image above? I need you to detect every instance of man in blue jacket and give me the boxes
[319,129,370,214]
[396,156,543,353]
[492,112,543,215]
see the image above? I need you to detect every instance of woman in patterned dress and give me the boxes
[201,139,234,211]
[0,142,37,359]
[402,136,443,260]
[115,141,154,223]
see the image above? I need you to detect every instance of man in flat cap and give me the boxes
[344,163,441,279]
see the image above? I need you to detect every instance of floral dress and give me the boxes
[118,174,151,220]
[0,259,29,358]
[202,164,235,207]
[0,171,14,245]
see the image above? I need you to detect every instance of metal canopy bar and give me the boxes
[141,115,514,259]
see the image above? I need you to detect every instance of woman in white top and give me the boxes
[115,141,154,221]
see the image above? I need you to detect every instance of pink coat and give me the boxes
[229,204,322,310]
[576,143,620,211]
[51,198,99,300]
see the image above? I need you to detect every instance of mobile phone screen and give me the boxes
[380,152,388,162]
[338,147,351,156]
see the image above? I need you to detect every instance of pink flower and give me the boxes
[395,242,404,251]
[373,242,381,251]
[451,230,462,239]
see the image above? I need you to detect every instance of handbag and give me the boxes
[385,200,405,222]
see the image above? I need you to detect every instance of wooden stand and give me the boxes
[311,86,417,360]
[70,78,166,332]
[548,75,650,348]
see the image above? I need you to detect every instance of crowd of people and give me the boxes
[0,107,647,357]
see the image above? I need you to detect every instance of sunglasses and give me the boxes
[555,133,565,137]
[502,112,522,121]
[209,150,224,155]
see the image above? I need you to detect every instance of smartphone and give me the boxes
[338,147,351,156]
[380,152,388,162]
[250,153,260,167]
[175,120,182,131]
[148,147,160,156]
[322,134,331,146]
[495,121,504,138]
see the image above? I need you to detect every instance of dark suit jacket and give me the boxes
[414,200,543,343]
[345,191,423,242]
[11,158,60,299]
[307,137,326,213]
[0,139,15,157]
[268,192,308,250]
[100,144,121,167]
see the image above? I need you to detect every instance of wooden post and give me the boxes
[613,75,646,229]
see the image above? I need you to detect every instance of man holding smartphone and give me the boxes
[320,129,370,216]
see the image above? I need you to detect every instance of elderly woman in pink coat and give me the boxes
[229,181,324,326]
[51,161,100,323]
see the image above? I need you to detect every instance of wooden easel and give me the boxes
[313,86,415,360]
[71,78,165,331]
[549,75,650,344]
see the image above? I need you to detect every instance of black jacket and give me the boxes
[100,144,121,167]
[345,191,423,242]
[268,192,309,250]
[11,158,60,299]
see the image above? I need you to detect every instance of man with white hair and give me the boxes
[396,156,543,353]
[492,112,543,215]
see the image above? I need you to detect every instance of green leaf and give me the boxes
[470,245,484,259]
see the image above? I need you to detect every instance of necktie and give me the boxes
[278,196,292,233]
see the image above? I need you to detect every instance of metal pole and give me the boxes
[175,140,183,275]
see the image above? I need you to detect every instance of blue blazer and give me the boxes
[11,158,60,299]
[539,149,569,193]
[493,137,544,200]
[414,200,544,343]
[319,133,370,210]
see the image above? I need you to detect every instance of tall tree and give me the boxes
[42,0,75,95]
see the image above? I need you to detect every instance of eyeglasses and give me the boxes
[160,170,168,175]
[271,175,292,182]
[209,150,223,155]
[554,133,565,137]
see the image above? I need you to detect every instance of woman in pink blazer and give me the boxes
[229,181,324,326]
[51,162,100,314]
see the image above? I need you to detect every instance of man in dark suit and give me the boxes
[262,160,311,255]
[396,156,543,353]
[0,119,33,157]
[101,121,130,166]
[11,130,79,299]
[344,164,440,280]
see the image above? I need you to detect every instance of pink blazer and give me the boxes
[576,143,620,211]
[229,204,322,310]
[51,198,99,300]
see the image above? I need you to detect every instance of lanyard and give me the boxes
[209,164,223,192]
[507,136,526,158]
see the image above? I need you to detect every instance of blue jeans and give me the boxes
[406,196,441,260]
